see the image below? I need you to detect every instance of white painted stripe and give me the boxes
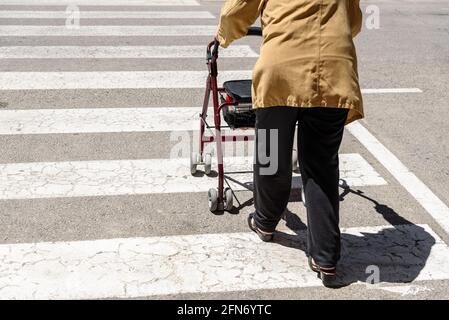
[0,154,386,200]
[0,107,234,134]
[362,88,423,94]
[0,224,446,299]
[339,153,387,187]
[0,71,252,90]
[0,45,257,59]
[0,72,421,92]
[0,25,215,36]
[348,121,449,235]
[0,11,214,19]
[0,0,199,5]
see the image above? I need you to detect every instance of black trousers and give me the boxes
[253,106,348,267]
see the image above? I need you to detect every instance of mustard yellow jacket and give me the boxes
[217,0,363,124]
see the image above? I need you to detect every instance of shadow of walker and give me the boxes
[271,179,436,288]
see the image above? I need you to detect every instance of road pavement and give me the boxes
[0,0,449,299]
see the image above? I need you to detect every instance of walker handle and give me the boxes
[211,38,220,57]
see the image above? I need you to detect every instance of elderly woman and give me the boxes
[216,0,363,287]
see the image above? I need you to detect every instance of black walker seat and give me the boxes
[222,80,256,129]
[223,80,253,104]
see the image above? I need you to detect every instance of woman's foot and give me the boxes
[308,256,340,288]
[247,213,274,242]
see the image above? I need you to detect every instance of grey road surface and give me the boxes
[0,0,449,300]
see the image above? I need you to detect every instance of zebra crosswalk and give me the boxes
[0,71,252,89]
[1,224,448,299]
[0,71,424,91]
[0,10,215,19]
[0,45,256,59]
[0,0,446,299]
[0,154,386,200]
[0,25,218,36]
[1,0,200,5]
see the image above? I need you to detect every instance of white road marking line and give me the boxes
[0,107,228,134]
[0,0,199,5]
[0,71,422,91]
[0,154,385,200]
[339,153,387,187]
[377,285,431,297]
[0,71,252,90]
[0,45,257,59]
[0,224,446,299]
[0,11,214,19]
[347,121,449,235]
[362,88,423,94]
[0,25,216,36]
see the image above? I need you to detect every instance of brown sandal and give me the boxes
[308,256,339,288]
[248,213,274,242]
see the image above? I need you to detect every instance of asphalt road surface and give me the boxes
[0,0,449,300]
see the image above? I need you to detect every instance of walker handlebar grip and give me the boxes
[246,26,262,36]
[212,39,220,56]
[206,39,220,61]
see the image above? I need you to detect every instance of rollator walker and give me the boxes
[190,27,300,213]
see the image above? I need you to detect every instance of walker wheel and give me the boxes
[301,180,306,207]
[204,153,212,175]
[190,152,200,175]
[208,188,218,212]
[292,149,299,173]
[224,187,233,211]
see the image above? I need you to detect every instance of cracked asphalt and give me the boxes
[0,0,449,299]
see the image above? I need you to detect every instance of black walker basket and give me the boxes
[222,105,256,129]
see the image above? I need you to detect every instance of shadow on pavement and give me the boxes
[272,179,435,288]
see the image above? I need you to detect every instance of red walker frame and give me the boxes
[190,28,262,212]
